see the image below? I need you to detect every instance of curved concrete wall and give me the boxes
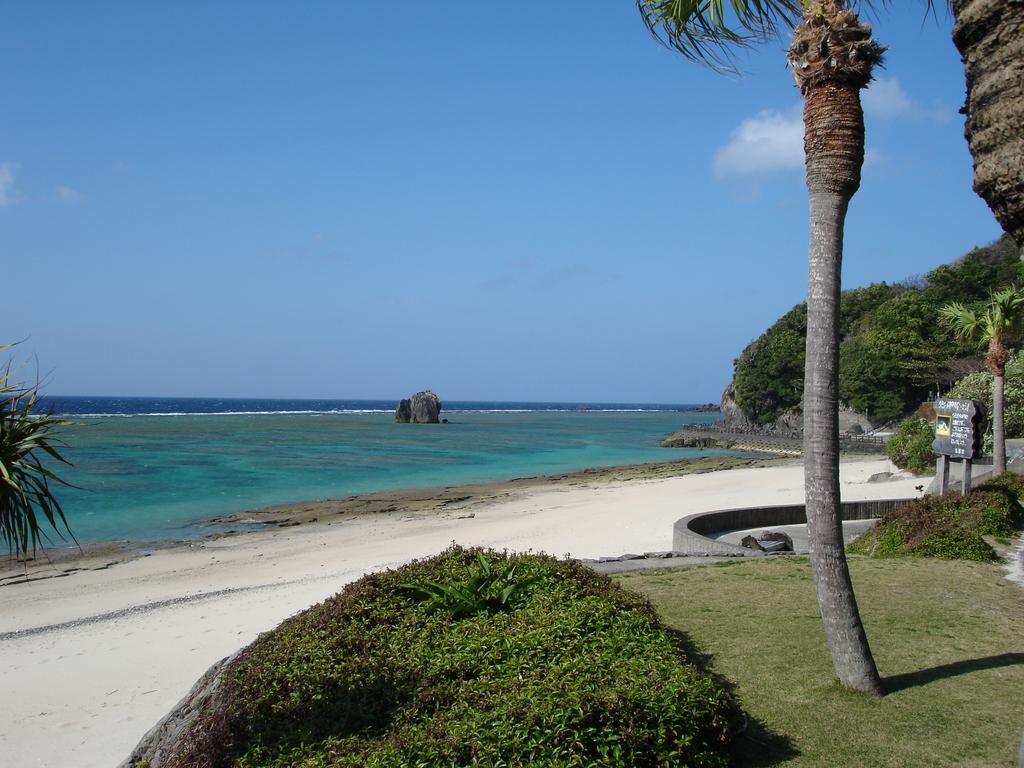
[672,498,916,556]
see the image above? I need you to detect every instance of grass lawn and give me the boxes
[619,557,1024,767]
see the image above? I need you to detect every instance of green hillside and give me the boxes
[731,234,1021,426]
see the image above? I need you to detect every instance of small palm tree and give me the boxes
[940,286,1024,474]
[1,348,76,558]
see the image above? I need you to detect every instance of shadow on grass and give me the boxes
[884,652,1024,694]
[665,627,799,766]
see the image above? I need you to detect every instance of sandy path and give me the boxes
[0,457,922,768]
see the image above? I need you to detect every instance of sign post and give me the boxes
[931,398,986,496]
[936,455,950,494]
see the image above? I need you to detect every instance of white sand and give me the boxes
[0,457,924,767]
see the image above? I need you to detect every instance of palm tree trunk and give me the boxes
[801,77,883,695]
[952,0,1024,247]
[993,371,1006,474]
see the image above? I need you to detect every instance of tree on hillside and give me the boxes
[1,347,76,558]
[639,0,885,694]
[940,286,1024,474]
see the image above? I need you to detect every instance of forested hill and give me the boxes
[728,234,1021,428]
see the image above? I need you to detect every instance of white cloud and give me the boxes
[713,106,804,178]
[863,77,950,122]
[862,78,915,119]
[0,162,19,207]
[56,185,82,203]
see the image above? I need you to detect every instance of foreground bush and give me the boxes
[886,417,937,475]
[848,474,1024,561]
[158,547,735,768]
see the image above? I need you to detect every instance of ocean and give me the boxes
[37,397,724,546]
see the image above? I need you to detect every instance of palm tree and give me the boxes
[0,348,76,558]
[637,1,1024,252]
[940,286,1024,473]
[639,0,885,694]
[952,1,1024,251]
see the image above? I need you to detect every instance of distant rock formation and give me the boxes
[395,391,442,423]
[719,384,752,430]
[718,384,869,435]
[395,399,412,423]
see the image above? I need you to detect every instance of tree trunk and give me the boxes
[993,371,1006,474]
[952,0,1024,247]
[802,80,883,695]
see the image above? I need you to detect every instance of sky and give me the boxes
[0,2,1004,403]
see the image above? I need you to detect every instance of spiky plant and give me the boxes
[940,286,1024,474]
[0,348,76,558]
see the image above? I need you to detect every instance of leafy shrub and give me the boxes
[847,476,1023,562]
[401,551,542,618]
[164,547,736,768]
[949,352,1024,453]
[885,418,937,474]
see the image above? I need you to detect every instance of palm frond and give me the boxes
[638,0,803,70]
[940,286,1024,347]
[637,1,946,71]
[1,351,77,558]
[938,302,982,341]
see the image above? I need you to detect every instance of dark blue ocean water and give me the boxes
[41,396,700,416]
[37,397,723,546]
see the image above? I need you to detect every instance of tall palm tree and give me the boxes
[952,1,1024,251]
[940,286,1024,473]
[787,1,885,696]
[639,0,885,694]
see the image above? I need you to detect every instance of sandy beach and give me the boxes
[0,455,925,768]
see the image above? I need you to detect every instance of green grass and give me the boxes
[619,557,1024,767]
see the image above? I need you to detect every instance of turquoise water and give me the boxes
[50,409,722,546]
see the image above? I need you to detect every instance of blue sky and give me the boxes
[1,2,1002,403]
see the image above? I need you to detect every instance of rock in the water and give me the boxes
[868,471,895,483]
[409,391,442,423]
[395,399,412,423]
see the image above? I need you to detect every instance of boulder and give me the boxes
[118,652,240,768]
[409,391,442,423]
[740,535,763,551]
[395,399,412,423]
[838,406,872,434]
[719,384,752,429]
[758,530,794,552]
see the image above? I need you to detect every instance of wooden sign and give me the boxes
[931,398,986,460]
